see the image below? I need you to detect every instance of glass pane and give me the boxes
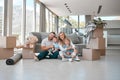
[59,16,66,27]
[49,12,52,32]
[26,0,34,37]
[52,14,55,32]
[46,8,49,32]
[58,16,68,33]
[12,0,22,40]
[79,15,85,28]
[69,16,78,28]
[36,2,40,32]
[0,0,4,36]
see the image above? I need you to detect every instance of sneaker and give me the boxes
[46,55,50,59]
[62,58,67,62]
[34,55,39,61]
[35,53,40,56]
[74,56,80,61]
[68,58,73,62]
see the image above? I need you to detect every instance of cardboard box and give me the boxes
[99,49,106,56]
[82,48,100,60]
[87,38,105,49]
[0,36,16,48]
[22,48,34,59]
[92,26,103,38]
[0,48,14,59]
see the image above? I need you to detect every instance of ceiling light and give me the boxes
[97,5,102,14]
[64,3,72,14]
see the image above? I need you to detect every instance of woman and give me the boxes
[58,32,80,62]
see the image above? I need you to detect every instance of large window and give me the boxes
[0,0,4,36]
[46,8,57,32]
[59,15,85,29]
[59,15,85,33]
[12,0,22,40]
[26,0,34,37]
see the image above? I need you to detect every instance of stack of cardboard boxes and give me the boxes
[0,36,16,59]
[83,26,106,60]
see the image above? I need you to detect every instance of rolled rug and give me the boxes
[6,53,22,65]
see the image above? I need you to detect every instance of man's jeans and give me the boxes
[37,50,59,60]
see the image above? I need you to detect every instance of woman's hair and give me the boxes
[58,32,67,45]
[64,37,70,42]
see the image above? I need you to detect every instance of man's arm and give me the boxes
[40,38,54,50]
[40,45,53,51]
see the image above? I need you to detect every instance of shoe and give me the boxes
[46,55,50,59]
[74,56,80,61]
[62,58,67,62]
[34,55,39,61]
[35,53,40,56]
[68,58,73,62]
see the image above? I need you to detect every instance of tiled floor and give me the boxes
[0,49,120,80]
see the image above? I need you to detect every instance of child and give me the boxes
[52,36,60,52]
[59,38,80,62]
[48,36,60,55]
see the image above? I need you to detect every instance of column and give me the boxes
[85,15,92,24]
[33,0,36,31]
[7,0,13,36]
[40,2,46,32]
[21,0,26,44]
[2,0,8,36]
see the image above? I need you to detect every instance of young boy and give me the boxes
[47,36,60,56]
[52,36,60,52]
[59,38,80,62]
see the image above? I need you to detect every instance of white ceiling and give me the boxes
[40,0,120,16]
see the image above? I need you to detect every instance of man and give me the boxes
[34,32,59,61]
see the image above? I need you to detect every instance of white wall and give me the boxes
[104,20,120,45]
[105,20,120,28]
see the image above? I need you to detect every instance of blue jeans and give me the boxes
[37,50,59,60]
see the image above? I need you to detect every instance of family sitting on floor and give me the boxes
[34,32,80,62]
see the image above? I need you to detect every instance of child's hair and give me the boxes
[53,36,58,42]
[53,36,58,39]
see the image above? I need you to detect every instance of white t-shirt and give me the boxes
[41,38,53,47]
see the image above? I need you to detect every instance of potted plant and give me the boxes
[90,18,107,38]
[91,17,107,27]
